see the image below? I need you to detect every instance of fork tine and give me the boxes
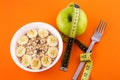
[101,21,107,34]
[98,20,104,33]
[96,20,107,34]
[96,20,103,33]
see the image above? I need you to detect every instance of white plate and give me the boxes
[10,22,63,72]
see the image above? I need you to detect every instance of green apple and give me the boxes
[56,3,87,37]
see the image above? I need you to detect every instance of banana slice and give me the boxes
[16,46,26,57]
[38,29,49,38]
[17,35,28,45]
[47,47,58,58]
[31,57,41,70]
[27,29,38,38]
[21,55,32,67]
[41,56,52,67]
[47,35,58,46]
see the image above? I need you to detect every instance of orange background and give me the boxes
[0,0,120,80]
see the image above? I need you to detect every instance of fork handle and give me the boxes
[86,41,95,53]
[72,41,95,80]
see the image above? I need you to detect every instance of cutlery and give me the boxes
[72,20,107,80]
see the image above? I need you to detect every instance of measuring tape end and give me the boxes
[74,4,80,8]
[60,67,67,71]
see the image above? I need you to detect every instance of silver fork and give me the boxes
[72,20,107,80]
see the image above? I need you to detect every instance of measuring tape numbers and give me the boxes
[80,53,93,80]
[60,4,80,71]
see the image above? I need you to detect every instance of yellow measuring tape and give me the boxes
[59,3,93,79]
[60,4,80,71]
[80,53,93,80]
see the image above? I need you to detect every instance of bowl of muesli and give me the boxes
[10,22,63,72]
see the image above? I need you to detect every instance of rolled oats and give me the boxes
[16,28,58,70]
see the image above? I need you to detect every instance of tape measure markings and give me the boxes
[80,53,93,80]
[74,39,88,52]
[60,33,89,52]
[60,4,80,71]
[80,53,91,62]
[69,5,80,38]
